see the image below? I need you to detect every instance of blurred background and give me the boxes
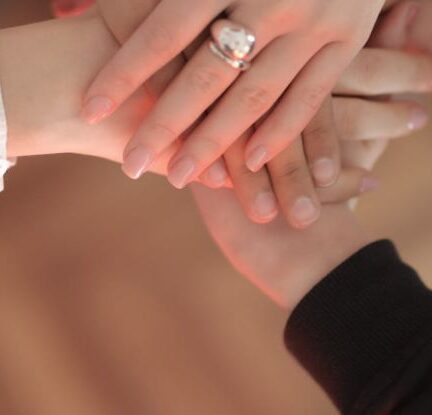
[0,1,431,414]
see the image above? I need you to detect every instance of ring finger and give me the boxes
[121,17,278,180]
[165,34,317,188]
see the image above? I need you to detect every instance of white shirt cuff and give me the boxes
[0,85,14,192]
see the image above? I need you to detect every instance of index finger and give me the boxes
[81,0,227,124]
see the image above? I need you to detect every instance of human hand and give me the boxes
[191,1,432,309]
[92,0,430,229]
[83,0,387,189]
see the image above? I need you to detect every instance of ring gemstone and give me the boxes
[218,27,256,61]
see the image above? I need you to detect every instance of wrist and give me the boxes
[275,205,372,314]
[0,14,121,159]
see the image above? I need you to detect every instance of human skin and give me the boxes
[84,0,389,203]
[95,0,430,227]
[0,3,429,182]
[193,0,432,312]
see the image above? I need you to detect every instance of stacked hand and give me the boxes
[79,0,395,229]
[93,0,430,229]
[1,0,430,311]
[193,0,432,311]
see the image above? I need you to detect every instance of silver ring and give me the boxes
[209,19,256,71]
[208,41,251,71]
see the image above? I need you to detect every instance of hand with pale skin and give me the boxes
[92,0,431,229]
[192,0,432,311]
[81,0,390,198]
[0,1,429,199]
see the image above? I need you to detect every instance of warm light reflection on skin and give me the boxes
[51,0,95,18]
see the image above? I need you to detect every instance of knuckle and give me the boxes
[109,67,140,93]
[335,99,361,139]
[299,85,329,113]
[239,85,274,114]
[304,122,335,143]
[144,120,178,145]
[197,135,224,158]
[355,52,384,91]
[187,66,224,93]
[275,160,308,182]
[264,1,303,30]
[146,24,177,56]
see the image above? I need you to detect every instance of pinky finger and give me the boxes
[333,98,430,141]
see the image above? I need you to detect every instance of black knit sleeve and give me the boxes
[284,240,432,414]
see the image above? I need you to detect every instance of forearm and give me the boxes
[286,241,432,413]
[0,13,151,162]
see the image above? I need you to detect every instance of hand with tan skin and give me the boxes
[192,0,432,312]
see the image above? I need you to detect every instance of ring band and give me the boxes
[209,19,256,71]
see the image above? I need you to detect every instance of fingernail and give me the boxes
[406,3,420,27]
[246,146,268,172]
[291,197,320,228]
[360,177,379,193]
[168,157,196,189]
[254,192,278,221]
[312,158,337,187]
[81,96,115,125]
[206,161,228,188]
[122,146,154,180]
[408,106,429,131]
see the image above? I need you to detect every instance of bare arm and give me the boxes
[0,13,162,165]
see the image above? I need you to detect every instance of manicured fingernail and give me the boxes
[291,197,319,228]
[81,96,115,125]
[254,192,278,221]
[312,158,337,187]
[122,146,154,180]
[360,177,379,193]
[168,157,196,189]
[206,161,228,188]
[408,106,429,131]
[246,146,268,172]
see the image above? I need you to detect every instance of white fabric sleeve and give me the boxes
[0,85,14,191]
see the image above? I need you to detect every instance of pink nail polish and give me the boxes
[312,158,337,187]
[122,146,154,180]
[408,106,429,131]
[206,161,228,188]
[254,192,278,222]
[291,197,320,229]
[81,96,115,125]
[168,157,196,189]
[360,177,379,193]
[246,146,268,172]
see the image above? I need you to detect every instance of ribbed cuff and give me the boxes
[284,240,432,414]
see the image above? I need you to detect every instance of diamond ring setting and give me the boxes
[209,20,256,71]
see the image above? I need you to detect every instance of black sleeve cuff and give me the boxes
[284,240,432,414]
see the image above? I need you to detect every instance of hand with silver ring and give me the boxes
[83,0,387,188]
